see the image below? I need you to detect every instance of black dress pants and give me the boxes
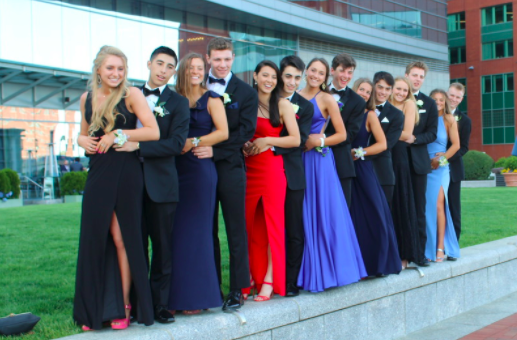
[339,177,353,208]
[409,167,428,261]
[448,179,462,241]
[142,189,177,309]
[285,187,305,285]
[213,158,250,291]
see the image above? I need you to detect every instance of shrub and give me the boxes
[0,171,11,200]
[495,157,507,168]
[502,156,517,173]
[61,171,88,195]
[1,168,21,198]
[463,150,494,180]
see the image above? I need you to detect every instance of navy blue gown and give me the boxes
[350,112,401,276]
[168,91,222,310]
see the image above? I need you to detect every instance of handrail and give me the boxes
[20,175,44,190]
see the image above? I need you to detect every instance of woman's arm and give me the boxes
[400,101,416,141]
[183,96,228,154]
[353,110,386,158]
[253,99,300,153]
[77,92,99,154]
[306,93,346,150]
[443,115,460,159]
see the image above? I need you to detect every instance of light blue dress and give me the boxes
[425,116,460,261]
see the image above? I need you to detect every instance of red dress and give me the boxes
[244,117,287,297]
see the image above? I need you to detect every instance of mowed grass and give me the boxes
[1,187,516,339]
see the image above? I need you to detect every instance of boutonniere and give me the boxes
[291,103,300,119]
[154,101,169,117]
[315,146,330,157]
[337,99,344,111]
[455,115,461,122]
[222,93,232,106]
[416,100,424,109]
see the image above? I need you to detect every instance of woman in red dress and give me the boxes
[243,60,300,301]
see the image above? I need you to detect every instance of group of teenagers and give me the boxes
[72,37,471,331]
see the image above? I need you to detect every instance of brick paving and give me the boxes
[460,313,517,340]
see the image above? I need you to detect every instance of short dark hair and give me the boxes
[280,55,305,73]
[207,37,234,56]
[150,46,178,65]
[331,53,356,70]
[373,71,395,87]
[75,157,80,162]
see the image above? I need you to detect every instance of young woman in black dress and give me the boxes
[75,45,159,331]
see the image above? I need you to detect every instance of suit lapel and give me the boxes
[225,73,239,96]
[377,102,390,124]
[339,88,350,107]
[158,86,172,106]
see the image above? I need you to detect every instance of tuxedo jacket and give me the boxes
[447,108,471,183]
[368,101,404,186]
[408,91,438,175]
[274,92,314,191]
[212,74,258,164]
[70,162,83,171]
[325,88,366,179]
[139,86,190,203]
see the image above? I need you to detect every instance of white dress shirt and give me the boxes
[206,69,232,96]
[285,93,295,102]
[375,101,386,116]
[137,83,167,128]
[329,83,347,102]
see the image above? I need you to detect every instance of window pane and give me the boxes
[507,4,513,22]
[505,109,515,124]
[450,48,459,64]
[483,93,492,110]
[505,127,515,143]
[507,74,514,91]
[495,41,505,58]
[483,128,493,144]
[460,12,466,29]
[484,76,492,93]
[495,5,505,24]
[493,93,504,109]
[509,40,514,57]
[493,109,504,126]
[495,75,504,92]
[460,46,466,63]
[494,127,505,143]
[482,42,493,60]
[486,8,494,25]
[505,92,515,107]
[483,111,492,127]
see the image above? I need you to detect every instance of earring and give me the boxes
[97,75,102,85]
[322,83,326,90]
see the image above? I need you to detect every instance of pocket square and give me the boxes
[227,102,239,109]
[381,117,389,123]
[418,109,426,113]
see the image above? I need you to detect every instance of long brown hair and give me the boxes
[176,52,207,107]
[430,88,452,116]
[253,60,281,127]
[87,45,130,135]
[352,78,375,111]
[390,77,420,125]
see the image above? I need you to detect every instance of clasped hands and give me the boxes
[243,138,272,157]
[78,132,118,154]
[430,152,445,170]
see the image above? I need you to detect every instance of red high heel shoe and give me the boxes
[254,282,274,302]
[111,304,131,330]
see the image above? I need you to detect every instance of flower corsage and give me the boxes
[192,137,202,147]
[222,93,232,106]
[337,100,344,111]
[315,136,330,157]
[114,129,129,146]
[416,99,424,109]
[354,146,367,160]
[154,101,169,117]
[292,103,300,119]
[438,156,449,167]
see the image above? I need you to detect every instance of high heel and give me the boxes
[243,278,256,301]
[254,282,274,302]
[436,249,445,263]
[81,325,91,331]
[111,304,131,330]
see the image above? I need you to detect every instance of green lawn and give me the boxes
[1,187,516,339]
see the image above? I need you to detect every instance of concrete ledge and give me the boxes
[461,179,496,188]
[59,236,517,340]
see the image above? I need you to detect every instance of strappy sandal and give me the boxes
[111,304,131,330]
[436,249,445,263]
[254,282,274,302]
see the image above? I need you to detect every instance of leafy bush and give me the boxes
[61,171,88,195]
[495,157,507,168]
[503,156,517,173]
[0,171,11,200]
[463,150,494,180]
[1,168,21,198]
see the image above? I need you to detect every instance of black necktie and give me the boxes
[208,76,226,85]
[143,87,160,97]
[331,88,346,96]
[376,104,384,112]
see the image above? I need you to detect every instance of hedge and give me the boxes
[61,171,88,195]
[463,150,494,180]
[0,168,21,198]
[0,171,11,199]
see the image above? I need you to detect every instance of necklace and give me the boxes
[258,105,269,118]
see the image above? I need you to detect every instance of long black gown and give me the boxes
[73,93,154,329]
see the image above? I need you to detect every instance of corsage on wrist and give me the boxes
[114,129,128,146]
[192,137,202,147]
[438,156,448,167]
[315,137,329,157]
[354,147,367,160]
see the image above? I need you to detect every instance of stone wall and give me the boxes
[61,236,517,340]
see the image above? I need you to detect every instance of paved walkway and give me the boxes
[398,291,517,340]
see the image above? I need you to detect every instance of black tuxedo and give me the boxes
[368,101,404,206]
[447,108,471,240]
[212,73,257,291]
[408,91,438,261]
[326,87,366,206]
[70,162,83,172]
[274,92,314,285]
[139,86,190,309]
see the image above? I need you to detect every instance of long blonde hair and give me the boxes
[175,52,207,108]
[390,77,420,125]
[87,45,130,135]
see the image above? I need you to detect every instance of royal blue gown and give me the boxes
[425,116,460,261]
[297,92,366,293]
[350,113,401,276]
[168,91,222,310]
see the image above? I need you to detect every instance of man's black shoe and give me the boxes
[285,283,299,297]
[155,307,175,323]
[222,290,244,311]
[416,259,430,267]
[447,256,457,261]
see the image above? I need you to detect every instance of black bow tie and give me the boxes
[376,104,384,112]
[208,76,226,85]
[331,88,346,96]
[143,87,160,97]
